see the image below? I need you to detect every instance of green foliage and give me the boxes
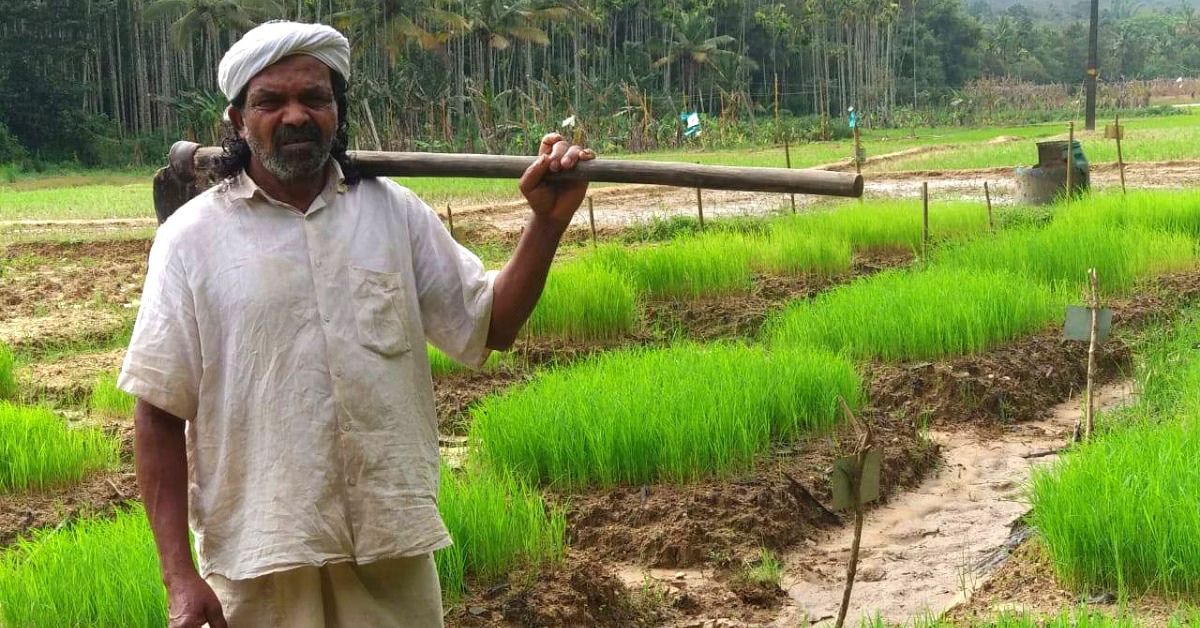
[588,235,755,299]
[0,505,166,628]
[1055,189,1200,239]
[1031,310,1200,596]
[89,372,136,419]
[524,261,640,340]
[780,199,991,254]
[426,344,511,377]
[0,342,16,400]
[935,224,1197,295]
[469,343,862,487]
[435,466,566,600]
[767,268,1067,361]
[0,402,119,492]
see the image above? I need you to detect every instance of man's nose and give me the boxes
[280,99,311,127]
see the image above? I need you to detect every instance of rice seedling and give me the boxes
[469,343,861,488]
[588,233,756,299]
[767,268,1066,361]
[934,224,1196,295]
[426,345,514,377]
[435,466,566,600]
[0,341,16,400]
[0,505,165,627]
[1031,310,1200,596]
[89,372,135,419]
[1055,189,1200,238]
[523,260,640,340]
[0,402,118,492]
[756,222,853,275]
[860,607,1150,627]
[777,199,991,254]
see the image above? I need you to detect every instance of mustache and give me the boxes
[273,123,322,148]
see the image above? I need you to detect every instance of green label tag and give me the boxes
[830,450,881,511]
[1064,306,1113,343]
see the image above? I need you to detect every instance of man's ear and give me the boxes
[226,105,247,139]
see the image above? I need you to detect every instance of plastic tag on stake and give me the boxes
[1064,306,1113,343]
[830,450,881,511]
[1104,124,1124,140]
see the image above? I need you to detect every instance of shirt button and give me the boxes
[341,421,351,433]
[322,315,331,324]
[315,259,323,268]
[347,476,356,487]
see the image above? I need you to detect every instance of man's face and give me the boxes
[233,54,339,183]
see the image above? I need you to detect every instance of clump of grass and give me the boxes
[1031,310,1200,596]
[756,222,853,276]
[0,341,15,400]
[1055,189,1200,238]
[435,466,566,601]
[0,505,166,627]
[780,199,991,254]
[935,224,1196,295]
[739,548,784,587]
[0,402,118,492]
[524,260,640,340]
[89,372,135,419]
[589,233,756,299]
[768,268,1066,361]
[470,343,862,487]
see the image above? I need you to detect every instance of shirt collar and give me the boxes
[226,159,347,212]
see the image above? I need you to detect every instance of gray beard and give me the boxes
[248,134,333,183]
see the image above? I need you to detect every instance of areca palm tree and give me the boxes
[145,0,286,89]
[653,9,742,111]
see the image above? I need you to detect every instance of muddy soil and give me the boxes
[0,239,148,321]
[776,382,1132,626]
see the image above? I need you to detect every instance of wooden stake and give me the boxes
[696,187,705,228]
[834,398,874,628]
[984,181,994,231]
[853,127,863,176]
[1084,268,1100,441]
[587,195,597,245]
[785,137,797,214]
[921,182,930,257]
[446,204,455,240]
[1115,114,1127,195]
[773,73,781,124]
[1066,122,1075,202]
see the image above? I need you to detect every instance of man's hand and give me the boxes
[167,572,228,628]
[518,132,596,228]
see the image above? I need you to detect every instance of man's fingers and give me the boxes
[539,133,564,156]
[560,145,585,170]
[579,148,596,161]
[519,154,550,196]
[548,140,571,172]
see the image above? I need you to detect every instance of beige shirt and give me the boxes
[119,162,494,581]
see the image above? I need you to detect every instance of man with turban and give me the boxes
[120,20,594,628]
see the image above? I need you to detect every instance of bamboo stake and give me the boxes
[587,195,597,245]
[921,182,930,258]
[446,204,455,240]
[1115,114,1127,195]
[785,137,797,214]
[853,127,863,176]
[834,398,874,628]
[984,181,994,231]
[1084,268,1100,440]
[696,187,705,228]
[1066,122,1075,202]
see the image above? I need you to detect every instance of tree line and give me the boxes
[0,0,1197,166]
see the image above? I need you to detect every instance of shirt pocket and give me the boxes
[349,266,412,357]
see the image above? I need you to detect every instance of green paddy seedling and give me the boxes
[470,343,862,487]
[89,372,135,419]
[0,402,118,492]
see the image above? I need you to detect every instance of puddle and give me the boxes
[774,381,1134,626]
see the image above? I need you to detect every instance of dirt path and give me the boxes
[772,382,1134,626]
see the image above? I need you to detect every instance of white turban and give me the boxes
[218,21,351,102]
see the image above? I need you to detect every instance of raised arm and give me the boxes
[487,133,594,350]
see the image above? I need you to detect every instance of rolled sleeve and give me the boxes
[405,193,496,369]
[118,232,203,420]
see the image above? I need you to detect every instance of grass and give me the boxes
[0,342,15,400]
[587,234,756,299]
[858,607,1192,627]
[89,372,136,419]
[426,344,514,376]
[1055,189,1200,238]
[739,548,784,587]
[0,505,166,628]
[1030,310,1200,597]
[435,466,566,601]
[0,402,119,492]
[469,343,861,488]
[524,260,640,340]
[767,268,1067,361]
[778,199,992,254]
[934,223,1197,295]
[757,223,853,275]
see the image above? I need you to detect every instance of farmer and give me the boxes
[119,21,593,628]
